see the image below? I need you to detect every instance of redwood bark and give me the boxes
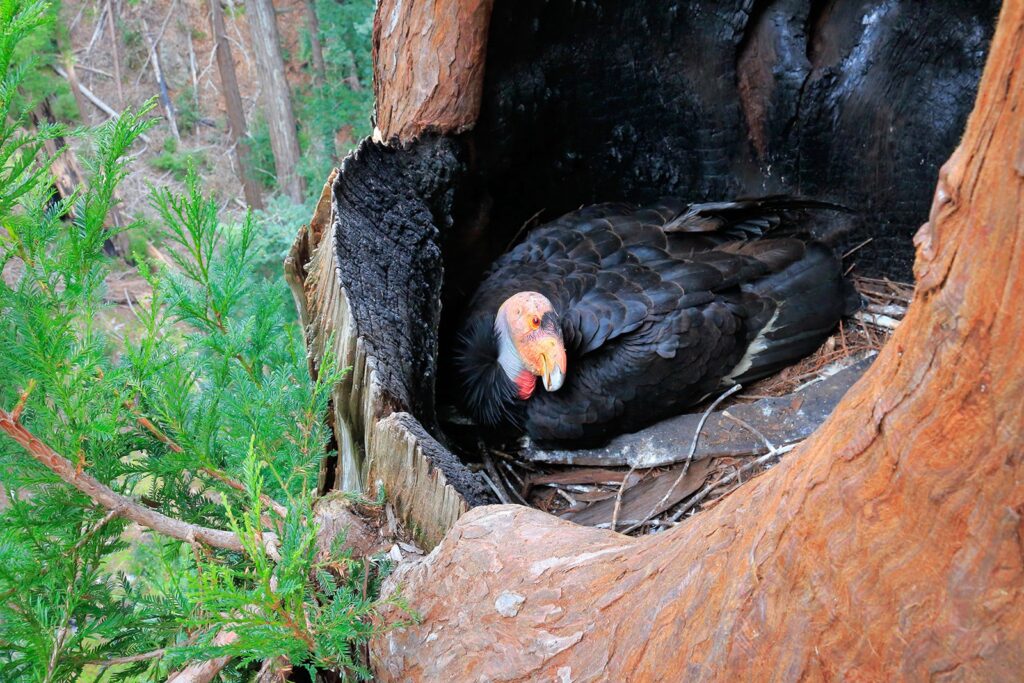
[372,0,493,142]
[209,0,264,209]
[371,1,1024,678]
[243,0,305,202]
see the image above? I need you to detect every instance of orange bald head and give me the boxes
[495,292,567,399]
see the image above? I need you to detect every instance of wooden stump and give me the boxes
[289,0,998,550]
[369,1,1024,677]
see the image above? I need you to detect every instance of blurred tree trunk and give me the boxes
[209,0,264,209]
[243,0,306,203]
[370,0,1024,679]
[31,99,130,257]
[302,0,326,85]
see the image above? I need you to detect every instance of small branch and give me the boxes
[201,466,288,519]
[610,463,638,533]
[90,646,166,666]
[134,0,179,87]
[70,507,121,553]
[0,407,249,554]
[11,379,35,422]
[106,0,124,106]
[668,444,797,522]
[50,65,152,144]
[166,630,238,683]
[621,384,742,534]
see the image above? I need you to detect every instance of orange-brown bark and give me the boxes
[371,1,1024,679]
[372,0,494,143]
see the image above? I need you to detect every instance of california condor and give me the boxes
[456,198,853,446]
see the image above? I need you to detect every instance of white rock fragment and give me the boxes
[494,591,526,617]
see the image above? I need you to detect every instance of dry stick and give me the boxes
[481,452,511,504]
[610,462,639,533]
[668,444,797,523]
[50,65,153,144]
[142,17,180,141]
[133,0,178,87]
[73,63,114,78]
[720,410,776,453]
[85,3,108,56]
[106,0,124,106]
[90,647,168,666]
[620,384,742,535]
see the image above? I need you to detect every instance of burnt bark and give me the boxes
[244,0,305,202]
[368,1,1024,677]
[209,0,264,209]
[285,140,495,547]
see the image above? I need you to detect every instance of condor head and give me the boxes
[494,292,567,399]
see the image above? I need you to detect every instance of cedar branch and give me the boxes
[0,406,280,556]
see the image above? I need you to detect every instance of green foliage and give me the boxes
[180,445,413,677]
[293,0,375,193]
[249,194,315,279]
[149,136,207,181]
[173,86,201,135]
[245,113,277,191]
[4,0,79,123]
[0,3,402,677]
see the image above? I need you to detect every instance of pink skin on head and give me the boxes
[495,292,567,400]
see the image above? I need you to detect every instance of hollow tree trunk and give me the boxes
[209,0,263,209]
[244,0,305,203]
[369,1,1024,678]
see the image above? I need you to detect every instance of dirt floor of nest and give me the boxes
[470,275,913,537]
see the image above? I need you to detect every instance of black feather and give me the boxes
[455,197,850,446]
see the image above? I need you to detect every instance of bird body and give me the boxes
[456,198,852,446]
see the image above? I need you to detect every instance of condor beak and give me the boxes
[540,348,566,392]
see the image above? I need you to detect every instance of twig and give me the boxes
[90,647,167,666]
[721,410,776,452]
[50,65,152,144]
[842,237,873,260]
[134,0,179,87]
[610,463,639,533]
[11,379,35,422]
[621,384,742,534]
[107,0,123,106]
[85,3,108,56]
[73,63,114,78]
[480,454,510,504]
[668,444,797,522]
[0,406,264,555]
[70,507,122,553]
[130,407,289,519]
[141,17,180,141]
[201,466,288,519]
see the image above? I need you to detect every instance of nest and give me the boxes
[462,275,913,536]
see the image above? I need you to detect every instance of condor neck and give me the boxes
[495,317,537,400]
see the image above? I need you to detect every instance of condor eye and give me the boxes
[530,315,541,329]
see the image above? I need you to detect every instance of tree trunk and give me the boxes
[31,99,130,257]
[243,0,305,202]
[369,1,1024,678]
[301,0,325,85]
[372,0,493,142]
[209,0,264,209]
